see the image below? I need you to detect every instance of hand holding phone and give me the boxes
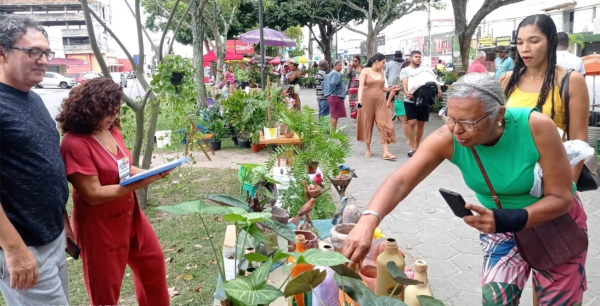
[66,238,81,260]
[439,188,473,218]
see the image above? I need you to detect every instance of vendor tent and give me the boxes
[203,50,244,62]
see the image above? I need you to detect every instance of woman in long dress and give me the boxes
[356,53,401,160]
[347,55,363,120]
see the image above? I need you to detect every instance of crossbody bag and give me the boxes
[560,69,600,191]
[470,147,588,271]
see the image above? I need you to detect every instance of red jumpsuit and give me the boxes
[61,128,169,306]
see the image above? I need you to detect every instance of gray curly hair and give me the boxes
[446,73,505,114]
[0,16,48,51]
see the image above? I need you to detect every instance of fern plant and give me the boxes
[266,107,352,219]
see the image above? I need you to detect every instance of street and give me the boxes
[37,78,149,121]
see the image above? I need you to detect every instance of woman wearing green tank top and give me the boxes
[343,73,588,305]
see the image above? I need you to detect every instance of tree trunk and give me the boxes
[459,32,471,70]
[191,2,208,107]
[132,107,145,166]
[366,32,376,59]
[317,23,333,66]
[308,22,313,60]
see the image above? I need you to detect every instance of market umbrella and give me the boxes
[583,54,600,108]
[289,56,309,64]
[240,27,296,47]
[268,56,281,65]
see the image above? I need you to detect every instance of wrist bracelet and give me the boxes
[362,210,383,223]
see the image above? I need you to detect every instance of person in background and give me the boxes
[0,16,70,305]
[356,53,400,160]
[468,51,489,73]
[494,46,515,79]
[556,32,586,74]
[222,80,230,99]
[57,78,171,306]
[226,66,236,92]
[401,50,441,157]
[347,55,364,120]
[435,59,446,76]
[286,63,301,110]
[323,60,347,129]
[343,73,588,305]
[501,14,589,184]
[312,61,318,69]
[315,60,329,118]
[385,51,405,120]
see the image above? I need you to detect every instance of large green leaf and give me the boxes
[358,287,378,306]
[221,259,283,305]
[416,295,445,306]
[204,194,249,209]
[260,219,296,243]
[243,212,272,223]
[156,200,206,215]
[297,248,349,266]
[377,296,409,306]
[224,213,247,222]
[334,274,371,303]
[272,249,296,263]
[386,262,423,286]
[247,224,272,244]
[202,206,247,215]
[330,264,362,280]
[244,253,269,263]
[284,270,326,298]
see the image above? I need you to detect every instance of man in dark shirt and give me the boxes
[0,16,69,304]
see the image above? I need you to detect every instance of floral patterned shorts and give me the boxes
[480,194,588,305]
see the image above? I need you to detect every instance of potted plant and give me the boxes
[251,131,261,153]
[206,120,229,151]
[234,66,250,89]
[237,131,252,148]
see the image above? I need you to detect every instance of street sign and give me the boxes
[478,37,494,48]
[496,36,511,47]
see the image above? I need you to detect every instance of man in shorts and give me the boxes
[400,50,441,157]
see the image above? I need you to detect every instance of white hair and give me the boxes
[447,73,505,113]
[474,51,487,60]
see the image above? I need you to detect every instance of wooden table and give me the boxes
[259,132,301,166]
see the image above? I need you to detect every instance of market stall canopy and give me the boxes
[240,28,296,47]
[289,56,309,64]
[583,54,600,76]
[203,50,244,62]
[268,56,281,64]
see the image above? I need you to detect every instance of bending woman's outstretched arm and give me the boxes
[342,127,454,263]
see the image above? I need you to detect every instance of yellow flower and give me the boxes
[373,228,385,240]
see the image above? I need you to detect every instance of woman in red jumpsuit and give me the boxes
[57,78,170,305]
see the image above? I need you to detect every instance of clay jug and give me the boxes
[375,238,405,299]
[330,223,355,252]
[404,260,433,306]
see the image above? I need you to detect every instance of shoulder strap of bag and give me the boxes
[469,147,502,209]
[559,69,574,140]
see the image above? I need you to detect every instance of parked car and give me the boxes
[110,72,128,87]
[126,71,136,79]
[445,62,454,72]
[63,72,102,86]
[37,72,76,89]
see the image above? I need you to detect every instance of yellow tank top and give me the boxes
[506,86,565,131]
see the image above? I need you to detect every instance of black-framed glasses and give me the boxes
[10,47,55,61]
[442,108,498,132]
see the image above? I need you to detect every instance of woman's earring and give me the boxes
[498,122,502,126]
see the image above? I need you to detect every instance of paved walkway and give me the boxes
[297,88,600,305]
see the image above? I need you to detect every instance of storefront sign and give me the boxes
[496,36,511,47]
[226,40,254,54]
[478,37,494,48]
[67,54,89,65]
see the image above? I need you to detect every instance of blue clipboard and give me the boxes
[119,157,189,186]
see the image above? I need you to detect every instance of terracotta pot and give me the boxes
[251,143,261,153]
[289,230,319,251]
[359,265,377,292]
[277,123,288,135]
[308,163,318,174]
[269,206,289,224]
[330,223,356,252]
[285,130,295,138]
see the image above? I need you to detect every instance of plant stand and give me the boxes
[184,119,215,161]
[327,172,355,199]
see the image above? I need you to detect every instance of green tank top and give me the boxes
[450,108,540,209]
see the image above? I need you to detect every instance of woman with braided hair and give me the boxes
[500,14,589,182]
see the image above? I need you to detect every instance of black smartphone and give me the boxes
[66,237,81,260]
[439,188,473,218]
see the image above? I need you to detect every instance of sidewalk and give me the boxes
[297,88,600,305]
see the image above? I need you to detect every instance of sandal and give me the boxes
[407,150,416,157]
[383,155,397,161]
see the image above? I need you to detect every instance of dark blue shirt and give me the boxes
[0,82,68,246]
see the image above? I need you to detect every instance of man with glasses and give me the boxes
[0,16,69,305]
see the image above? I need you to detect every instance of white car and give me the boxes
[110,72,128,87]
[37,72,76,89]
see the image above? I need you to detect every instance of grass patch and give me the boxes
[153,137,253,155]
[0,167,240,306]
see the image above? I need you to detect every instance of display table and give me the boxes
[259,132,302,166]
